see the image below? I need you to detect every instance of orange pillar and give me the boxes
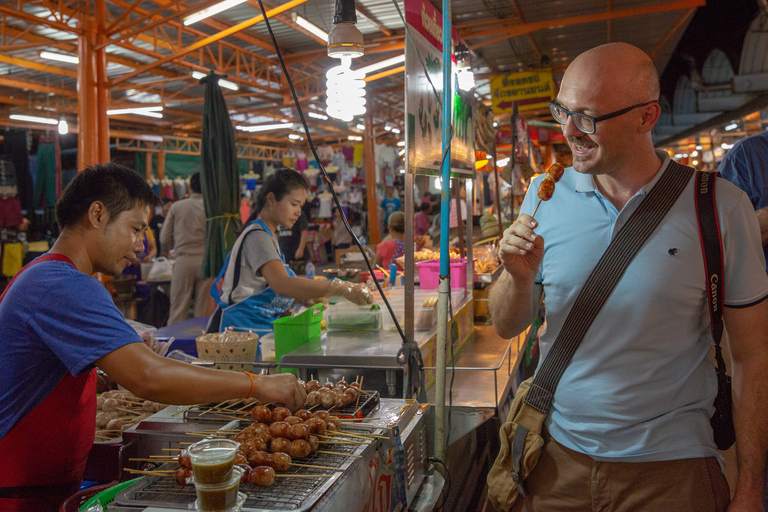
[157,151,166,179]
[145,152,153,179]
[77,0,109,171]
[364,114,380,244]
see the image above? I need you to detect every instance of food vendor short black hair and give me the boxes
[56,162,161,230]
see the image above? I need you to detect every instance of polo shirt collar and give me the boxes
[572,149,672,196]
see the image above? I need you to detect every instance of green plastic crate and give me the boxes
[273,303,324,374]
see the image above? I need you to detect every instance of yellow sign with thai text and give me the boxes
[491,69,555,114]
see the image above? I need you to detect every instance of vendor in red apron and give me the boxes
[0,163,306,512]
[210,168,371,335]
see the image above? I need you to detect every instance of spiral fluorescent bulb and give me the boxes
[326,56,366,122]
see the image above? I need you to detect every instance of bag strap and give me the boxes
[694,170,726,374]
[229,222,268,305]
[523,161,694,414]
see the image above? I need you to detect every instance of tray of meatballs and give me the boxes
[114,380,384,511]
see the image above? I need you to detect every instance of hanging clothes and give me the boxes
[34,143,58,208]
[353,144,364,168]
[1,130,33,214]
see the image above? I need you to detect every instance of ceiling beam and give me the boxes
[252,0,326,46]
[0,54,78,78]
[649,7,697,60]
[0,95,30,106]
[355,5,392,37]
[109,0,310,87]
[464,0,706,49]
[0,77,76,97]
[507,0,541,60]
[0,5,82,34]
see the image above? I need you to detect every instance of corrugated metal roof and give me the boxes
[0,0,701,138]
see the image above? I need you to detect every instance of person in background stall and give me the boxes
[415,203,431,237]
[150,197,173,255]
[160,173,211,325]
[717,131,768,273]
[0,163,305,512]
[489,42,768,511]
[332,205,353,250]
[209,168,372,336]
[377,211,405,270]
[380,185,401,224]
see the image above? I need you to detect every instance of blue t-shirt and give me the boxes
[522,151,768,462]
[717,131,768,272]
[0,258,142,439]
[380,197,401,223]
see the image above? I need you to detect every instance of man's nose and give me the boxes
[133,236,144,252]
[562,116,586,138]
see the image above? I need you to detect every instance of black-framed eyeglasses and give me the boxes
[549,100,658,134]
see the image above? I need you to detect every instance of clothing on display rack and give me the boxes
[282,149,297,169]
[295,150,308,171]
[34,142,58,208]
[341,146,354,164]
[316,146,333,165]
[353,144,364,168]
[244,171,259,190]
[161,178,174,199]
[149,177,161,197]
[1,130,33,215]
[317,191,333,219]
[174,177,187,199]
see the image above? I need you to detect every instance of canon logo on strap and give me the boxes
[700,172,712,195]
[710,273,719,313]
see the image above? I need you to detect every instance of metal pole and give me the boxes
[435,0,452,462]
[364,113,381,244]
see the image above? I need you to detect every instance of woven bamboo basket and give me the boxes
[195,330,259,372]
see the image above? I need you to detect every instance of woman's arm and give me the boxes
[260,260,371,304]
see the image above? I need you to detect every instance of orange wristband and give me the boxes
[245,371,258,399]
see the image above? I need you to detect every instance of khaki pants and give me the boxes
[169,254,213,325]
[512,433,730,512]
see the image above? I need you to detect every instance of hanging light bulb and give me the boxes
[325,0,365,122]
[455,43,474,92]
[326,56,366,122]
[58,118,68,135]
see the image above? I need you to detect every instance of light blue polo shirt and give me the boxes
[522,151,768,462]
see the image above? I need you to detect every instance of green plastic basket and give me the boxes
[273,303,324,374]
[78,478,140,511]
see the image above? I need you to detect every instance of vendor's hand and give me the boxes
[255,373,307,412]
[344,283,372,305]
[294,249,304,260]
[498,214,544,282]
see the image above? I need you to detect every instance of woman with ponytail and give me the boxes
[209,168,371,334]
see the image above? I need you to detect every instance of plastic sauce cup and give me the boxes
[188,439,239,485]
[194,466,244,511]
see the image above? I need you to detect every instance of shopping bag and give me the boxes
[147,256,173,282]
[487,377,546,511]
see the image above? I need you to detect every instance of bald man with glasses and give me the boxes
[488,43,768,511]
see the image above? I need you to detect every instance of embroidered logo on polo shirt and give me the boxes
[668,248,678,256]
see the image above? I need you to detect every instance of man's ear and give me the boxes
[86,201,108,229]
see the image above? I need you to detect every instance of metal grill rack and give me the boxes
[115,414,381,511]
[183,391,381,423]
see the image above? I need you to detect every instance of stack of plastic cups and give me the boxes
[188,439,246,512]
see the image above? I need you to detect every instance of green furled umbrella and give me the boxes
[200,72,242,278]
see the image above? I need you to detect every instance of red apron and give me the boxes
[0,254,97,512]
